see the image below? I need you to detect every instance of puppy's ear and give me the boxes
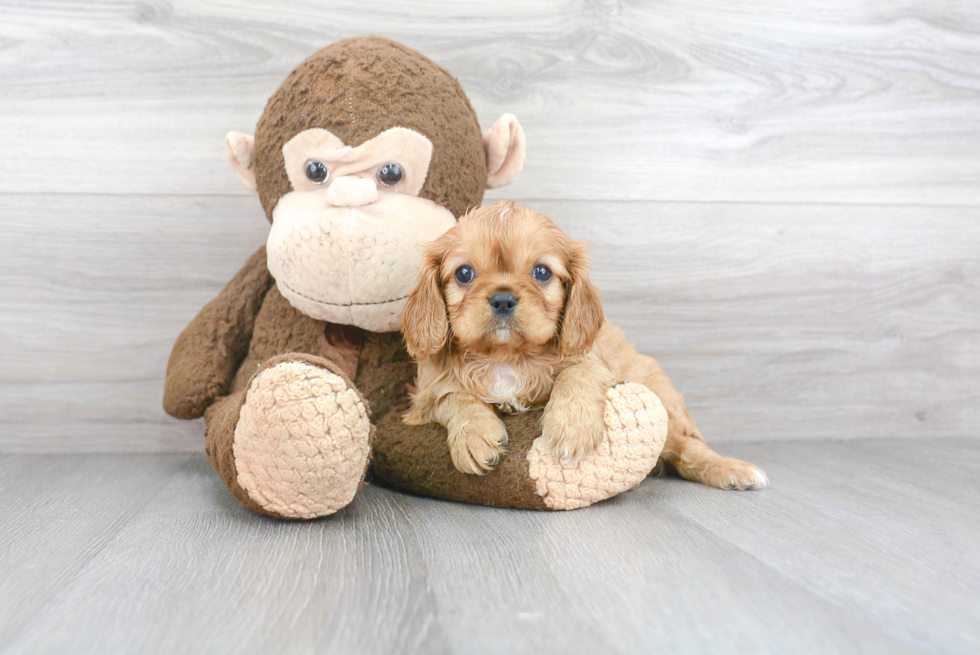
[402,247,449,359]
[559,242,604,358]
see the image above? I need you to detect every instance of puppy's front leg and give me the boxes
[432,392,509,475]
[542,358,616,464]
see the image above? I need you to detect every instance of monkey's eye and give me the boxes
[532,265,553,282]
[305,160,329,184]
[454,266,475,285]
[377,163,404,187]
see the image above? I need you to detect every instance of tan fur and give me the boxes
[589,323,768,489]
[403,202,768,489]
[173,37,675,517]
[403,202,610,472]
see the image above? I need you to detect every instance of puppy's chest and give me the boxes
[474,362,552,413]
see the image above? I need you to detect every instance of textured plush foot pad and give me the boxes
[233,362,372,519]
[527,382,668,510]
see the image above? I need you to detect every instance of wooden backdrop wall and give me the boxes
[1,1,978,452]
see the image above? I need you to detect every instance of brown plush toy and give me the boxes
[163,36,670,519]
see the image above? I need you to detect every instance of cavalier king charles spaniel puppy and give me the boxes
[401,201,768,491]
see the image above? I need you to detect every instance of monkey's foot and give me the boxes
[527,382,667,510]
[233,361,372,519]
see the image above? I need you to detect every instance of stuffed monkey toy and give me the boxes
[164,36,669,519]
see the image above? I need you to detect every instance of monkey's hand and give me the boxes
[164,246,272,419]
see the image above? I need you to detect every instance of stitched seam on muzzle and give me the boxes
[279,280,408,307]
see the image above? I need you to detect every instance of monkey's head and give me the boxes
[224,36,525,332]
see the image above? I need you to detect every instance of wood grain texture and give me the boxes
[539,199,980,444]
[2,457,451,655]
[0,454,195,646]
[396,486,914,655]
[2,194,976,451]
[4,441,979,654]
[3,5,977,653]
[0,0,979,203]
[0,194,270,451]
[650,439,980,654]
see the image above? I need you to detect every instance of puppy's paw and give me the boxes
[700,457,769,490]
[541,394,606,465]
[448,414,509,475]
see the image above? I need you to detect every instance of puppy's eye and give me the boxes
[532,265,552,282]
[377,163,404,187]
[455,266,475,284]
[305,160,329,184]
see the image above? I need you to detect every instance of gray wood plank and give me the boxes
[3,457,451,655]
[0,194,270,451]
[1,1,979,204]
[3,194,977,451]
[5,443,978,654]
[644,439,980,654]
[392,490,916,655]
[540,199,980,445]
[0,454,193,645]
[11,446,980,654]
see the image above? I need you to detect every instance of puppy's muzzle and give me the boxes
[489,291,518,317]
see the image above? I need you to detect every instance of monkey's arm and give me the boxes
[371,383,668,510]
[164,246,273,419]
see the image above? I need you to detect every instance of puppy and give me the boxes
[401,202,768,491]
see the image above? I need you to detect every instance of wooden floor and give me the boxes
[2,3,979,654]
[2,438,978,655]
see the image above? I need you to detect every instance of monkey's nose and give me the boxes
[327,175,379,207]
[489,292,518,316]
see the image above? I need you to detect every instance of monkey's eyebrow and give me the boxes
[282,126,433,197]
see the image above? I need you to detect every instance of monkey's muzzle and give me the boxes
[267,191,456,332]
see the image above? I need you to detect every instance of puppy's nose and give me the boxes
[489,292,518,316]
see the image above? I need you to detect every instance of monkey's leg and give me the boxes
[205,353,372,519]
[369,382,667,510]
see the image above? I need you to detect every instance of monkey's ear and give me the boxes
[483,114,526,189]
[225,132,258,195]
[401,250,449,360]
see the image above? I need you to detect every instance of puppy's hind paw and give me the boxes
[701,458,769,490]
